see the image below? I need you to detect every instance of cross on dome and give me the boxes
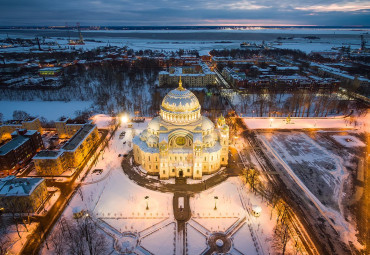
[177,76,185,91]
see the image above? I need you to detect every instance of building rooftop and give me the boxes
[62,124,96,151]
[0,136,29,156]
[34,150,63,159]
[11,129,37,137]
[2,117,37,126]
[0,175,44,197]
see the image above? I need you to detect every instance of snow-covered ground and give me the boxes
[190,177,277,254]
[41,121,176,255]
[1,222,38,255]
[243,117,354,130]
[39,116,279,254]
[0,100,92,121]
[332,135,366,148]
[259,131,362,248]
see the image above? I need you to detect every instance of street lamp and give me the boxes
[145,196,149,210]
[214,196,218,210]
[121,114,128,124]
[269,118,273,127]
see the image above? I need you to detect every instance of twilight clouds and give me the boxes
[0,0,369,26]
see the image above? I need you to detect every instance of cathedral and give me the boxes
[133,78,229,180]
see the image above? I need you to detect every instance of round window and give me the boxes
[176,136,186,146]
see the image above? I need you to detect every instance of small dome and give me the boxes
[147,135,158,144]
[202,117,214,131]
[148,117,161,133]
[203,134,214,145]
[140,130,148,141]
[217,114,226,126]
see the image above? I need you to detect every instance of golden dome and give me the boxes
[160,78,201,125]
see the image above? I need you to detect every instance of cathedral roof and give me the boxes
[202,117,215,131]
[161,77,200,115]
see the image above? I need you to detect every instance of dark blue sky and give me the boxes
[0,0,369,26]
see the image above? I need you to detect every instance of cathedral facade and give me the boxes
[133,79,229,180]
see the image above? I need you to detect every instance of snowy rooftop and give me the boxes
[11,130,37,136]
[0,136,29,156]
[62,124,96,151]
[133,135,159,153]
[34,150,64,159]
[0,176,44,197]
[203,141,222,153]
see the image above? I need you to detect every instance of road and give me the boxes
[213,68,231,89]
[21,129,109,255]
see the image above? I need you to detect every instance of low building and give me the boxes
[61,124,99,168]
[33,150,66,176]
[0,129,44,172]
[159,61,216,87]
[32,124,99,175]
[0,175,48,213]
[310,62,370,88]
[39,67,63,76]
[0,117,42,142]
[55,117,86,139]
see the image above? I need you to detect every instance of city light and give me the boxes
[121,115,129,124]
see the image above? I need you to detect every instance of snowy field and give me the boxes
[243,117,354,130]
[259,132,344,209]
[259,131,362,247]
[0,100,92,121]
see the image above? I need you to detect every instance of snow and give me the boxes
[90,114,116,129]
[0,100,92,121]
[140,222,176,255]
[186,223,207,254]
[42,123,177,255]
[243,117,354,129]
[102,218,166,233]
[232,223,258,255]
[258,132,362,248]
[191,179,244,219]
[1,223,39,255]
[332,135,366,147]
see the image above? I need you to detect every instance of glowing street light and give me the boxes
[214,196,218,210]
[145,196,149,210]
[121,115,129,124]
[269,118,273,127]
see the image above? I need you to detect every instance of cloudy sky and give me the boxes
[0,0,369,26]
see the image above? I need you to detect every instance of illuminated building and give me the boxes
[133,78,229,180]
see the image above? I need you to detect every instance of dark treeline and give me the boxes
[210,48,307,60]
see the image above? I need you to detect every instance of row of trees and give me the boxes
[49,216,108,255]
[225,90,365,117]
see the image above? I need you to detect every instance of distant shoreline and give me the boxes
[0,29,368,41]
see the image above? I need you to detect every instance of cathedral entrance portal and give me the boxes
[179,170,184,178]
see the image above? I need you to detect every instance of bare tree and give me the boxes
[0,217,11,255]
[51,216,109,255]
[12,110,30,120]
[49,228,65,255]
